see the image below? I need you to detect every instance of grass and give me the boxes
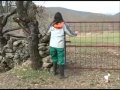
[3,66,57,89]
[6,65,62,89]
[10,66,54,84]
[1,58,120,89]
[66,32,120,46]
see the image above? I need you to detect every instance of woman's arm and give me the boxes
[64,23,77,36]
[40,25,52,43]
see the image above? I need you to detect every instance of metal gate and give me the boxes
[66,21,120,70]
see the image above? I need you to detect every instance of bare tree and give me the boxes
[0,1,4,13]
[0,1,15,13]
[13,1,45,70]
[0,9,17,50]
[0,1,50,70]
[0,1,21,50]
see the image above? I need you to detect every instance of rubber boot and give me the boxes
[59,65,66,79]
[53,62,58,75]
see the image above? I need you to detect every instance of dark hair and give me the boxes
[53,12,64,24]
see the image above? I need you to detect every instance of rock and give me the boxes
[39,51,48,58]
[38,43,47,47]
[44,49,50,55]
[5,48,13,53]
[42,56,51,63]
[40,35,50,43]
[2,45,8,53]
[42,62,52,68]
[14,53,20,59]
[42,56,53,70]
[7,38,14,49]
[0,56,3,61]
[6,53,14,59]
[0,51,2,55]
[13,46,18,51]
[38,34,42,38]
[0,37,50,72]
[13,40,22,47]
[39,51,44,56]
[25,43,29,47]
[38,46,47,51]
[21,59,32,68]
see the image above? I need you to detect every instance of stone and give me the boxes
[38,46,47,51]
[5,48,13,53]
[0,56,3,61]
[42,56,51,63]
[13,40,22,47]
[6,53,14,59]
[38,43,47,47]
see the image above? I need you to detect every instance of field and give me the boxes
[0,30,120,89]
[0,64,120,89]
[66,31,120,45]
[66,31,120,69]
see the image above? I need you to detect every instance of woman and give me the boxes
[47,12,77,79]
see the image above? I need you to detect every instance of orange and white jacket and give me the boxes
[47,22,77,48]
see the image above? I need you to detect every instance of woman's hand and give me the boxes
[75,31,78,36]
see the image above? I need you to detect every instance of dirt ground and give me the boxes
[0,66,120,89]
[0,47,120,89]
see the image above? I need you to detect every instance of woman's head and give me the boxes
[53,12,64,24]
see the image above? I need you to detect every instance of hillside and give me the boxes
[3,7,120,37]
[45,7,120,22]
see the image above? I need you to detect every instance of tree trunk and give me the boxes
[27,21,43,70]
[15,1,44,70]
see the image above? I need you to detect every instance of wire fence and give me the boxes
[66,21,120,70]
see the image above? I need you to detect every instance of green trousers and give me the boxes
[50,47,65,65]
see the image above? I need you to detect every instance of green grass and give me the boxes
[66,32,120,45]
[7,66,57,88]
[10,67,53,82]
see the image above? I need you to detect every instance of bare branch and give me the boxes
[18,22,31,35]
[24,1,32,9]
[3,27,21,34]
[13,16,31,36]
[16,1,24,10]
[5,33,26,38]
[0,1,5,13]
[16,1,27,20]
[2,9,16,27]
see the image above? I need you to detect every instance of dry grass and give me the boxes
[0,56,120,89]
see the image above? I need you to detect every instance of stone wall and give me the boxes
[0,37,52,72]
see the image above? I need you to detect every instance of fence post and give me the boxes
[64,32,66,67]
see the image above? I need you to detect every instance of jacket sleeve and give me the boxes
[46,27,52,35]
[40,27,51,43]
[64,23,77,36]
